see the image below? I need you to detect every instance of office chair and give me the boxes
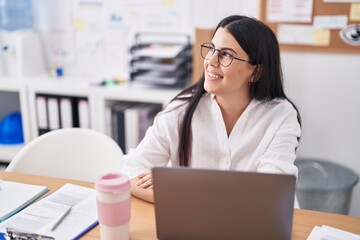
[6,128,124,182]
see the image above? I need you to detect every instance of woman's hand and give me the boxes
[136,172,153,189]
[130,171,154,203]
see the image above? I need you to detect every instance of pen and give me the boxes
[50,206,72,231]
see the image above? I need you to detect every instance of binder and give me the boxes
[78,99,90,128]
[35,95,92,133]
[59,97,73,128]
[124,104,142,153]
[111,102,134,153]
[105,103,112,137]
[109,102,162,152]
[138,103,162,141]
[47,97,60,130]
[35,95,49,135]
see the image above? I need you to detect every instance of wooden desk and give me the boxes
[1,172,360,240]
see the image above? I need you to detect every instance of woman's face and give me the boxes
[203,27,255,99]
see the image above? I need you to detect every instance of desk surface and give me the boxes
[1,171,360,240]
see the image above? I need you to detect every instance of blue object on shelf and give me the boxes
[0,0,34,31]
[0,111,24,144]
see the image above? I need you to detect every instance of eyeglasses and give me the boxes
[200,42,250,67]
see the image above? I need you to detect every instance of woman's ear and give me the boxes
[250,64,263,82]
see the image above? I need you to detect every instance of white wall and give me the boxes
[243,1,360,216]
[282,52,360,216]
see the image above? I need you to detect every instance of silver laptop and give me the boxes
[152,167,296,240]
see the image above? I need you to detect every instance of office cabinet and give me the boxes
[0,79,30,162]
[95,85,179,153]
[0,74,181,161]
[26,75,94,138]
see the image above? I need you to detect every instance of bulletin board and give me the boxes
[259,0,360,54]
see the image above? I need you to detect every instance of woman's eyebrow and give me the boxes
[221,47,237,54]
[210,41,238,54]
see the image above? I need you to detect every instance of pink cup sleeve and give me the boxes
[97,198,131,226]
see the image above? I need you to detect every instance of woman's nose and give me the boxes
[207,51,220,67]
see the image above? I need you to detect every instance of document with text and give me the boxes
[0,183,98,239]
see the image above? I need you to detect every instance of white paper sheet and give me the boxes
[266,0,313,23]
[277,24,330,46]
[307,225,360,240]
[313,15,348,29]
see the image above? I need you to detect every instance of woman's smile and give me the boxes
[207,71,223,80]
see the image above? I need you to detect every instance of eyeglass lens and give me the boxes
[201,43,233,67]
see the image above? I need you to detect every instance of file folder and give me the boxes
[78,99,90,128]
[111,102,134,153]
[124,104,141,153]
[59,98,73,128]
[35,95,49,135]
[138,104,162,141]
[47,97,60,130]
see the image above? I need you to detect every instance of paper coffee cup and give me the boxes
[95,173,131,240]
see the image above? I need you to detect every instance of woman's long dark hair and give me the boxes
[173,15,301,167]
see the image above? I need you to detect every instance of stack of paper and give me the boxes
[129,34,192,87]
[133,44,184,59]
[0,181,48,222]
[307,225,360,240]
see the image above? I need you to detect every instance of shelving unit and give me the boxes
[26,75,95,138]
[94,83,181,134]
[0,144,23,163]
[0,78,29,163]
[0,74,182,161]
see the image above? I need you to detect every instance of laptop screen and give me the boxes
[153,167,296,240]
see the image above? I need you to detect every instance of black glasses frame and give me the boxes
[200,42,250,67]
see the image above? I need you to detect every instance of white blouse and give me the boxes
[121,93,301,180]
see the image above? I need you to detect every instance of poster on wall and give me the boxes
[324,0,360,2]
[266,0,314,23]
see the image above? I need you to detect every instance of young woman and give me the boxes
[122,15,301,203]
